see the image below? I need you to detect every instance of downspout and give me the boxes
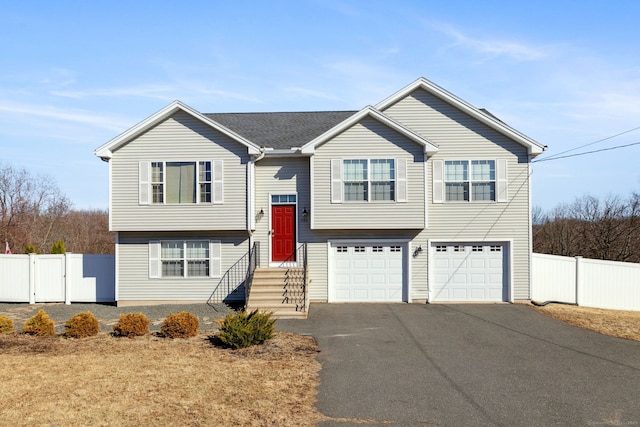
[247,149,266,251]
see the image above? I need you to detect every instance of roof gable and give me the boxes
[94,101,261,160]
[300,106,438,155]
[376,77,546,156]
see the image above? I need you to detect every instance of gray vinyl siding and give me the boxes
[254,157,311,267]
[384,88,532,300]
[311,117,426,229]
[117,231,250,302]
[110,111,250,231]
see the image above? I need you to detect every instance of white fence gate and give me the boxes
[0,254,115,304]
[532,253,640,311]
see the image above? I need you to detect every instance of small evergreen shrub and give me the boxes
[64,311,99,338]
[51,239,66,254]
[112,313,149,338]
[22,309,55,336]
[217,309,276,349]
[24,244,39,254]
[160,311,199,339]
[0,315,15,334]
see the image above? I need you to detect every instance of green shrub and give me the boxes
[22,309,55,336]
[64,311,99,338]
[24,244,40,254]
[160,311,199,339]
[112,313,149,338]
[0,315,15,334]
[51,239,66,254]
[217,309,276,349]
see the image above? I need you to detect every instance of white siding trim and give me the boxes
[213,159,224,204]
[148,241,161,279]
[423,158,428,228]
[497,159,508,203]
[310,157,316,229]
[210,240,221,278]
[139,161,151,205]
[114,232,119,301]
[331,159,343,203]
[432,159,444,203]
[247,161,255,231]
[108,161,113,231]
[396,158,407,203]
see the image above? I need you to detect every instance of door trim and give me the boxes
[268,193,298,267]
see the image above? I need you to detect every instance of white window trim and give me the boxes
[149,240,221,279]
[331,158,407,204]
[139,160,223,205]
[432,159,507,203]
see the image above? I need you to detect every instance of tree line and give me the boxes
[0,163,114,254]
[533,192,640,263]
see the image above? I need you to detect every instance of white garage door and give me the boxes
[330,243,405,302]
[431,243,507,302]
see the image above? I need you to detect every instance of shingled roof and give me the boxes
[205,111,357,149]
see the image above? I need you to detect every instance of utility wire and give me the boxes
[535,125,640,162]
[533,140,640,163]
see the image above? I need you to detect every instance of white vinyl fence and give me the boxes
[532,253,640,311]
[0,254,115,304]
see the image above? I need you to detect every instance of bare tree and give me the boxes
[533,192,640,263]
[59,209,114,254]
[0,163,71,253]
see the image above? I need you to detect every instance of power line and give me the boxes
[533,140,640,163]
[535,125,640,162]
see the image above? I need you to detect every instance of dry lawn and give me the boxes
[0,332,325,427]
[531,304,640,341]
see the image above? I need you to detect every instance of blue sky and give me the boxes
[2,0,639,211]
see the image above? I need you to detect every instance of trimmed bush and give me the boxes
[64,311,99,338]
[160,311,199,339]
[51,239,66,254]
[217,309,276,349]
[0,315,15,334]
[23,309,55,336]
[24,244,39,254]
[112,313,149,338]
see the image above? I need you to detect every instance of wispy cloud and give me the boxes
[281,86,342,102]
[0,100,129,131]
[433,23,547,61]
[50,80,264,106]
[51,84,175,101]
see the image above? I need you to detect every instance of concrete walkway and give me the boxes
[278,303,640,427]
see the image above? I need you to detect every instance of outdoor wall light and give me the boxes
[413,245,423,258]
[302,208,309,221]
[256,208,264,222]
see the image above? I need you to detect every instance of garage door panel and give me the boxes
[431,243,507,302]
[452,274,467,283]
[470,259,486,268]
[330,243,405,302]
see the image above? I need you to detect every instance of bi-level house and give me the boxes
[94,77,546,316]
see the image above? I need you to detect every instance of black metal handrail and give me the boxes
[208,242,259,308]
[279,243,308,312]
[243,242,260,303]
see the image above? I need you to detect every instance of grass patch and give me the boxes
[0,332,324,426]
[531,304,640,341]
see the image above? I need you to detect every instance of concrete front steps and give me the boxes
[246,267,308,319]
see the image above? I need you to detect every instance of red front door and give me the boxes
[271,205,296,262]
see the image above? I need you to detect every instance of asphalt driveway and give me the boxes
[278,303,640,427]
